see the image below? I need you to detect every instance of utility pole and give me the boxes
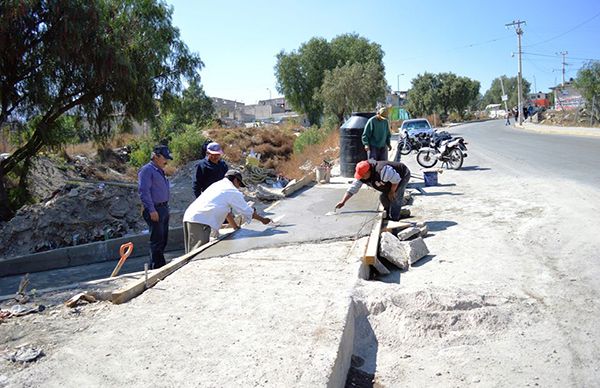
[558,51,568,86]
[506,19,526,125]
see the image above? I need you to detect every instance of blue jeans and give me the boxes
[143,205,170,269]
[379,171,410,221]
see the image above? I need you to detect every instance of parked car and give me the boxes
[400,118,435,137]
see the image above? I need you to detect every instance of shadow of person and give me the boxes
[233,227,289,239]
[427,220,458,232]
[460,165,491,171]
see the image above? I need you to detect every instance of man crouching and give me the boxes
[335,159,410,221]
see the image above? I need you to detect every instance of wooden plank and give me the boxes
[110,229,235,305]
[282,171,315,197]
[363,211,384,265]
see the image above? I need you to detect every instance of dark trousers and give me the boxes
[368,146,388,161]
[143,205,170,269]
[379,170,411,221]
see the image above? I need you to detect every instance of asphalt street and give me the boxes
[449,119,600,188]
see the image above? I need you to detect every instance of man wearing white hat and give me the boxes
[193,141,229,198]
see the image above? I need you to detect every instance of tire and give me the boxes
[400,137,412,155]
[447,148,464,170]
[417,150,437,168]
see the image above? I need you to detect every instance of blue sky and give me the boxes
[167,0,600,104]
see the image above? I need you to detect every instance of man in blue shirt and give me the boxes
[138,145,173,269]
[193,142,229,198]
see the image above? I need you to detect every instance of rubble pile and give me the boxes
[538,108,599,127]
[0,184,147,259]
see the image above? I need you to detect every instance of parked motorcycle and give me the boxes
[416,132,468,170]
[398,131,431,155]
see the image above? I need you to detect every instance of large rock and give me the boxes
[379,232,409,270]
[402,237,430,265]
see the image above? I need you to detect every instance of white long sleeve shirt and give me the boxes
[183,178,253,230]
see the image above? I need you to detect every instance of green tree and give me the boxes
[574,61,600,121]
[175,80,215,128]
[405,72,441,117]
[274,33,385,125]
[318,62,388,124]
[481,76,531,110]
[0,0,203,220]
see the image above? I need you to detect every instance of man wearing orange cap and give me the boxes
[335,159,411,221]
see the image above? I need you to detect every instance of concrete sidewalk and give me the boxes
[516,121,600,138]
[2,163,387,387]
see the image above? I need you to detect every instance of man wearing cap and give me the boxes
[193,142,228,198]
[182,170,272,253]
[335,159,411,221]
[362,107,392,161]
[138,145,173,269]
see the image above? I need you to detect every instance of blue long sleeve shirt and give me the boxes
[138,161,170,213]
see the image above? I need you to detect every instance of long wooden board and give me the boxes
[111,229,235,304]
[363,211,384,265]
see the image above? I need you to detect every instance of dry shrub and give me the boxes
[278,130,339,180]
[67,141,97,157]
[206,126,295,170]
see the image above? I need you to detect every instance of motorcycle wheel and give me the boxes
[447,148,464,170]
[400,137,412,155]
[416,150,437,168]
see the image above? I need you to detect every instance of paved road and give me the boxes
[447,119,600,188]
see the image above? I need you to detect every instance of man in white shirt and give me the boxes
[183,169,271,253]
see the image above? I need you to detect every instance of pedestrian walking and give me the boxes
[505,111,511,126]
[362,107,392,161]
[335,159,411,221]
[183,170,271,253]
[138,145,173,269]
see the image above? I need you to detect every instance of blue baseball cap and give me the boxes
[153,145,173,160]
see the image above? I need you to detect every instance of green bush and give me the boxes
[293,125,329,154]
[169,127,207,166]
[129,136,155,168]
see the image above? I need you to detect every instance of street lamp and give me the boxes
[397,73,405,92]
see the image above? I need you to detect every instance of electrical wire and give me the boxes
[525,10,600,48]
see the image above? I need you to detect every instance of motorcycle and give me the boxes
[416,132,468,170]
[398,131,431,155]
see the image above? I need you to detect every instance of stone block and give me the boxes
[402,237,430,265]
[378,232,409,270]
[419,224,429,237]
[396,227,420,241]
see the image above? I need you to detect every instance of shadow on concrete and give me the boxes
[411,254,435,268]
[426,220,458,232]
[346,300,379,387]
[336,210,379,216]
[284,184,314,198]
[460,165,491,171]
[233,228,289,239]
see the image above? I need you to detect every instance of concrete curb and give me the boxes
[0,227,184,277]
[322,237,370,387]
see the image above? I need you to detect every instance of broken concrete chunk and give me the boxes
[419,224,429,237]
[396,227,421,241]
[379,232,409,270]
[401,237,430,265]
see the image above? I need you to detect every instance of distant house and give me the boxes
[550,81,584,111]
[211,96,308,126]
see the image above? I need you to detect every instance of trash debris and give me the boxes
[6,346,44,363]
[65,292,98,308]
[8,304,45,317]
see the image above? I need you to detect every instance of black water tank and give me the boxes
[339,112,374,178]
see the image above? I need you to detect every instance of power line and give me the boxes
[525,10,600,48]
[523,51,600,61]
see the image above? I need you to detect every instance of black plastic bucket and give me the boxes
[339,112,374,178]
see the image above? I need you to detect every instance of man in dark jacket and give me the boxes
[193,142,228,198]
[335,159,411,221]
